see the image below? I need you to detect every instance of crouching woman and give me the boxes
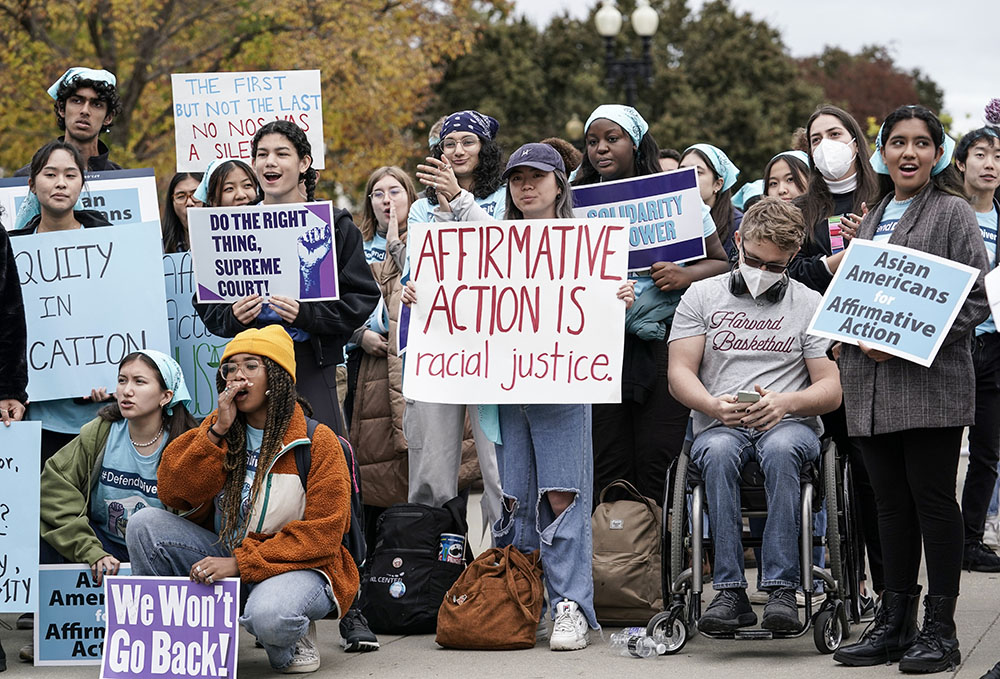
[127,325,358,674]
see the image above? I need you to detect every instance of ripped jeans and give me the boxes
[492,404,597,629]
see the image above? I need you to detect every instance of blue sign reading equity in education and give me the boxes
[807,240,980,367]
[164,253,229,419]
[35,564,132,666]
[572,167,706,272]
[0,421,41,613]
[12,222,171,401]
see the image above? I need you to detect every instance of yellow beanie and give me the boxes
[221,326,297,382]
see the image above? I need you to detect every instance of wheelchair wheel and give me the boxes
[669,451,690,586]
[813,603,844,654]
[823,443,843,590]
[647,608,688,655]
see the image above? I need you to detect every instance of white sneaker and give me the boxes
[282,622,320,673]
[749,588,769,605]
[795,589,826,607]
[984,514,1000,549]
[549,600,589,651]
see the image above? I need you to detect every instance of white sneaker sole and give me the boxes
[549,634,589,651]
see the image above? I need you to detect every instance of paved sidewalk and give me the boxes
[4,458,998,678]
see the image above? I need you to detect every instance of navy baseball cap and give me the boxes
[502,143,566,181]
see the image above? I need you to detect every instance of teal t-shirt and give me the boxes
[872,198,913,243]
[89,420,167,546]
[29,398,104,435]
[214,424,264,534]
[976,206,998,336]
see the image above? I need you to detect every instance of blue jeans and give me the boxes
[690,422,819,590]
[990,461,1000,516]
[126,508,337,670]
[492,404,597,629]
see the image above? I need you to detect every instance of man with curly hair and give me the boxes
[14,67,124,176]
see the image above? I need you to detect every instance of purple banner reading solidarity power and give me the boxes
[100,576,239,679]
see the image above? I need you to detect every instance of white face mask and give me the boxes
[813,138,857,180]
[739,260,785,299]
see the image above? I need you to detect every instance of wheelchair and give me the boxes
[646,432,863,655]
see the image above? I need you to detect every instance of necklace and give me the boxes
[131,424,164,448]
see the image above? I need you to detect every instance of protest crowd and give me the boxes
[1,61,1000,679]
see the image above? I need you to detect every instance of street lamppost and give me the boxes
[594,0,659,108]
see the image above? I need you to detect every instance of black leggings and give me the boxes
[859,427,963,597]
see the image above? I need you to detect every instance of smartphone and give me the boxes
[736,390,760,403]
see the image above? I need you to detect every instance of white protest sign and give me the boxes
[12,222,171,401]
[188,201,339,303]
[0,421,41,612]
[172,70,324,171]
[402,218,630,404]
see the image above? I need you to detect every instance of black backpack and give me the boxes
[294,417,366,568]
[360,496,469,634]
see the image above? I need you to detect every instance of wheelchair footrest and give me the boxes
[734,630,774,640]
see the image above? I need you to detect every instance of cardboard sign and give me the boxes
[572,168,706,271]
[101,576,239,679]
[172,70,324,171]
[188,202,338,303]
[807,240,980,366]
[164,253,229,419]
[35,564,132,666]
[0,169,160,231]
[12,222,171,401]
[402,218,629,403]
[0,421,41,612]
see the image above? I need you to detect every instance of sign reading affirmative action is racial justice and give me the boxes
[35,564,132,666]
[188,201,339,304]
[164,253,229,419]
[172,69,324,171]
[807,240,979,367]
[0,421,41,613]
[572,167,706,272]
[0,169,160,231]
[403,218,630,404]
[101,576,239,679]
[12,222,171,401]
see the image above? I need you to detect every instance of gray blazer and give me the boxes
[839,183,989,437]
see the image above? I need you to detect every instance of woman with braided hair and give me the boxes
[127,325,358,674]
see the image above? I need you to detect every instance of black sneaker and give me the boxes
[963,542,1000,573]
[699,588,757,632]
[762,587,800,632]
[339,606,380,652]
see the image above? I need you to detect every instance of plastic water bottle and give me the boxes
[608,631,665,658]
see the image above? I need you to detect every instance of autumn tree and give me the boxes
[797,46,946,125]
[0,0,507,192]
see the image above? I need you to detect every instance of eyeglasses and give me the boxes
[172,190,199,204]
[740,245,791,274]
[370,188,405,201]
[441,138,479,152]
[220,360,263,379]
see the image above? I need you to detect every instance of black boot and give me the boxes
[832,586,921,666]
[898,595,960,673]
[980,660,1000,679]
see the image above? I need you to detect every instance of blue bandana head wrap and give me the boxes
[685,143,740,192]
[731,179,764,210]
[47,67,117,100]
[440,110,499,142]
[870,120,955,177]
[193,158,242,204]
[584,104,649,147]
[133,349,191,416]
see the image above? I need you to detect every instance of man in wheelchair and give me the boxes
[667,197,842,633]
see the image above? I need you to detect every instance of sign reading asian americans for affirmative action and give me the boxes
[807,240,979,367]
[403,218,629,404]
[572,167,706,272]
[188,201,339,304]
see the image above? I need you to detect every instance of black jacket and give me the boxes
[196,206,379,367]
[787,191,856,293]
[0,228,28,403]
[13,138,122,177]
